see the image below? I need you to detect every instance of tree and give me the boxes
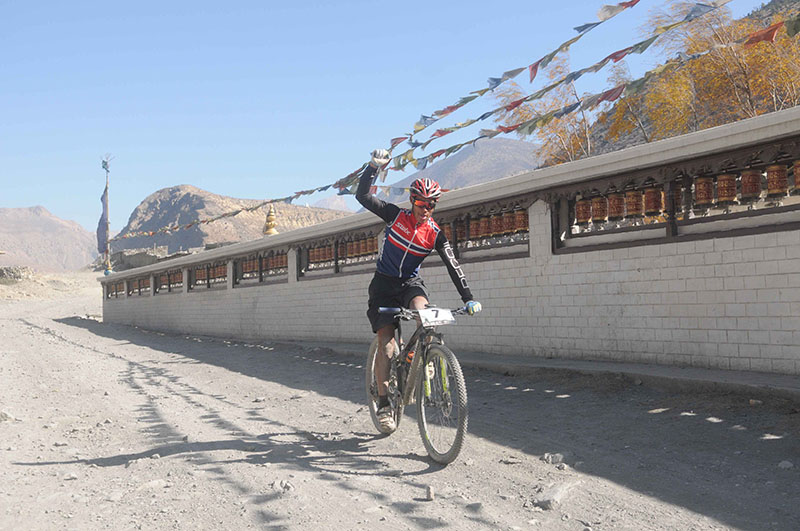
[636,1,800,139]
[598,62,652,144]
[493,55,592,166]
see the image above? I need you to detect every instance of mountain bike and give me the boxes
[366,305,469,464]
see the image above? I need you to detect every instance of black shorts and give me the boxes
[366,273,430,333]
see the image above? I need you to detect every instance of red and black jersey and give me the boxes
[356,165,473,303]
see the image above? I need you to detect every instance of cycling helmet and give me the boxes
[409,178,442,201]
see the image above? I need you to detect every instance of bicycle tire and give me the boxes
[365,337,403,434]
[415,344,468,464]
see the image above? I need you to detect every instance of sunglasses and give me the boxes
[412,199,437,210]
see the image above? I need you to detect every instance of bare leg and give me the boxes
[375,296,428,398]
[375,325,396,398]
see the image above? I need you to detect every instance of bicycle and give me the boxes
[366,305,469,464]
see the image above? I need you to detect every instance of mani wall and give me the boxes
[102,107,800,375]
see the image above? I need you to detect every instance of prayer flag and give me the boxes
[744,22,783,46]
[96,184,108,255]
[501,67,526,81]
[598,84,626,103]
[486,77,503,90]
[606,46,634,63]
[498,123,522,134]
[390,137,408,149]
[574,21,601,34]
[554,101,581,118]
[683,3,714,22]
[630,35,659,54]
[528,60,541,83]
[598,4,625,21]
[504,97,526,112]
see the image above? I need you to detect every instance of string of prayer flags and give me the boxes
[409,0,643,137]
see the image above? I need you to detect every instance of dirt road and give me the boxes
[1,273,798,530]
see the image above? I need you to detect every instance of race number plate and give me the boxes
[418,308,455,327]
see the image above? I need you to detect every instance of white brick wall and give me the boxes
[103,200,800,375]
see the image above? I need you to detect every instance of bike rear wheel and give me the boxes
[416,344,468,464]
[366,338,403,434]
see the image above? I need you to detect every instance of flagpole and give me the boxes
[102,156,111,273]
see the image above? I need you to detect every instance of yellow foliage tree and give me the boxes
[623,1,800,141]
[493,56,592,165]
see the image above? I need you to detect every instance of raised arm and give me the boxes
[356,149,399,224]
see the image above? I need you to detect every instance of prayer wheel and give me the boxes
[644,187,663,216]
[502,209,515,235]
[443,223,452,241]
[514,206,528,232]
[456,218,467,242]
[793,160,800,195]
[370,237,378,254]
[694,176,714,208]
[591,196,608,224]
[766,164,789,198]
[575,199,591,226]
[338,241,347,260]
[608,192,625,221]
[469,217,479,240]
[716,174,737,206]
[740,169,762,201]
[625,190,644,219]
[347,240,354,258]
[490,210,504,236]
[478,214,491,238]
[280,253,288,268]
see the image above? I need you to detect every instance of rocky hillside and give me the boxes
[114,185,352,254]
[0,207,97,272]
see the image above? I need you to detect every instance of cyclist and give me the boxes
[356,148,482,434]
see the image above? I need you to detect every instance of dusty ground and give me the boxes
[1,271,799,530]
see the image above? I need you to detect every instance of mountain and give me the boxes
[114,185,352,254]
[312,194,355,212]
[0,207,97,272]
[378,137,542,204]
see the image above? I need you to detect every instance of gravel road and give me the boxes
[1,272,798,530]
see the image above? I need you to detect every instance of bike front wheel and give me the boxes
[365,338,403,434]
[416,344,468,464]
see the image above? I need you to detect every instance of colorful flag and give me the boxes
[744,22,784,46]
[96,184,108,255]
[574,21,601,34]
[390,137,408,149]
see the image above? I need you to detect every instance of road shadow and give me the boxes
[51,315,800,530]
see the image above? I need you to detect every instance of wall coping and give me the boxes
[101,106,800,282]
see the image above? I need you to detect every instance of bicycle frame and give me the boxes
[384,306,461,406]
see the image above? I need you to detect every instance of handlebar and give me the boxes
[378,306,469,320]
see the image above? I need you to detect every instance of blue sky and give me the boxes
[1,0,766,232]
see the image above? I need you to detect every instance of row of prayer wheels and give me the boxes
[693,164,798,208]
[308,237,379,264]
[260,252,288,271]
[158,270,183,287]
[339,237,379,260]
[575,162,799,225]
[195,264,227,281]
[443,207,529,241]
[576,188,670,225]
